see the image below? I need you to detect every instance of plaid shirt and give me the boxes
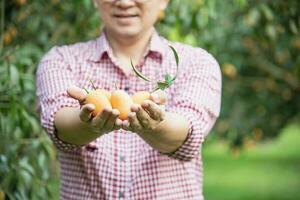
[36,29,221,200]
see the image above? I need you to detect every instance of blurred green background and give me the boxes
[0,0,299,199]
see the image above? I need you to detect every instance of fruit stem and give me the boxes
[130,46,179,92]
[150,87,159,94]
[130,59,151,82]
[83,87,89,94]
[89,79,97,90]
[169,45,180,82]
[114,81,120,90]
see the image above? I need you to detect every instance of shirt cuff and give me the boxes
[161,107,212,161]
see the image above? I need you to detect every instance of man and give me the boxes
[36,0,221,199]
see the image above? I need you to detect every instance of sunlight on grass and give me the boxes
[203,123,300,200]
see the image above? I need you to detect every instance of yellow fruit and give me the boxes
[85,91,112,116]
[3,31,12,45]
[132,91,150,105]
[94,89,111,101]
[110,90,133,120]
[16,0,26,6]
[0,191,4,200]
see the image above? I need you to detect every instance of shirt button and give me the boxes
[124,86,129,92]
[120,155,126,162]
[119,191,125,198]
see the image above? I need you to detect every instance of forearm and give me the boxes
[54,107,100,146]
[139,112,190,154]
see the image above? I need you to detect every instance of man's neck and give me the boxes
[105,28,154,66]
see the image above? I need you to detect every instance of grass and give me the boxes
[202,124,300,200]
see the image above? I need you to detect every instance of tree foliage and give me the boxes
[159,0,300,146]
[0,0,299,198]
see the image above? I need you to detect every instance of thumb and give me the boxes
[79,104,95,122]
[67,86,87,103]
[150,89,167,105]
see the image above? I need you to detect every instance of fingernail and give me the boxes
[112,109,119,116]
[131,104,138,112]
[88,104,95,110]
[122,120,129,126]
[115,119,122,126]
[142,102,149,107]
[105,107,112,112]
[129,112,135,118]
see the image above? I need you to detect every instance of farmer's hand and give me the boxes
[122,89,167,134]
[67,86,122,135]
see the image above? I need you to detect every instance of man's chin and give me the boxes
[121,33,140,39]
[111,27,143,39]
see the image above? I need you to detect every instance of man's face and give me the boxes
[93,0,168,38]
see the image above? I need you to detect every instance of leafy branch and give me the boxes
[130,45,179,93]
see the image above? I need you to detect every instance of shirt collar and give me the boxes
[147,29,165,58]
[88,31,110,62]
[88,29,166,63]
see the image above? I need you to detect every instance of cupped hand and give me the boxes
[122,100,166,135]
[67,86,122,135]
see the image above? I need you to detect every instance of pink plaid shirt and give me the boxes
[36,30,221,200]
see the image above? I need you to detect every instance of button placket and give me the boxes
[124,86,129,92]
[119,155,126,162]
[118,191,125,199]
[124,76,131,93]
[120,75,131,94]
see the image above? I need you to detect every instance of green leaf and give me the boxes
[169,46,180,81]
[130,46,179,92]
[130,59,151,82]
[156,81,170,90]
[164,74,173,83]
[19,170,32,187]
[10,65,19,86]
[169,45,179,67]
[21,109,40,135]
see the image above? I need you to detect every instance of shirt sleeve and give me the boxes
[164,48,222,161]
[36,46,82,152]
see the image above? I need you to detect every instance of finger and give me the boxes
[121,120,131,131]
[135,105,152,129]
[128,112,143,132]
[150,89,167,105]
[91,108,111,129]
[114,118,123,130]
[141,100,164,121]
[130,104,139,112]
[103,109,120,131]
[67,86,87,103]
[79,104,95,122]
